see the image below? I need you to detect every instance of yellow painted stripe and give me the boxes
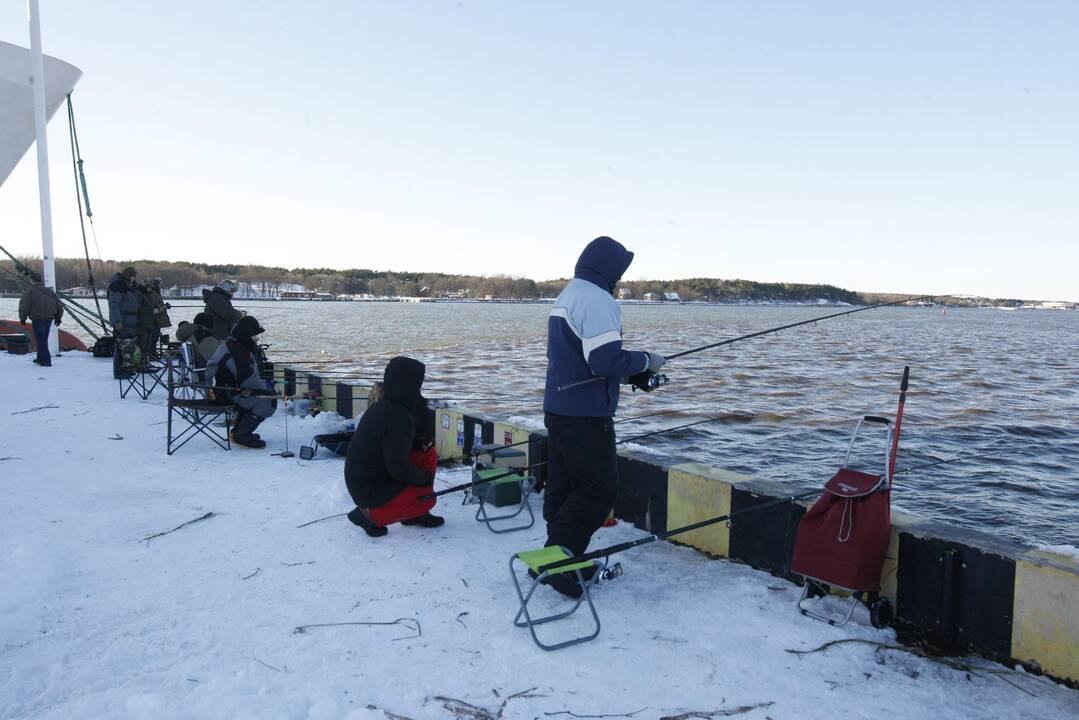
[1012,551,1079,683]
[666,463,735,558]
[435,408,464,461]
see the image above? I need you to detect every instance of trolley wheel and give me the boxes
[869,598,893,629]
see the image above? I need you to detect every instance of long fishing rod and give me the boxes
[66,94,109,334]
[468,408,681,456]
[426,414,730,500]
[887,366,910,482]
[893,453,970,475]
[557,296,933,392]
[538,488,823,574]
[0,262,102,341]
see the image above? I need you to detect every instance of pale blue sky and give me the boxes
[1,1,1076,300]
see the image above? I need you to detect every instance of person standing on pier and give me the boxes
[18,272,63,367]
[204,279,244,340]
[541,236,666,597]
[107,266,139,378]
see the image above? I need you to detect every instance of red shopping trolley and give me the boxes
[790,366,909,628]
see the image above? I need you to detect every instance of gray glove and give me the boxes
[645,351,666,372]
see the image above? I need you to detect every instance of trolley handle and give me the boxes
[863,415,891,425]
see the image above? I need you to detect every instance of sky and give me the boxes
[1,1,1076,300]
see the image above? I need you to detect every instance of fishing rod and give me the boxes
[893,453,970,475]
[426,414,730,500]
[467,408,682,456]
[66,94,109,334]
[0,262,102,341]
[557,296,934,392]
[538,488,823,574]
[887,366,910,482]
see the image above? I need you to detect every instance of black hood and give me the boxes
[108,273,131,293]
[573,236,634,294]
[193,312,214,327]
[383,356,425,407]
[230,315,265,340]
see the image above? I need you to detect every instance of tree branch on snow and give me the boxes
[786,639,1040,697]
[10,403,58,415]
[658,703,774,719]
[253,657,281,672]
[139,512,217,544]
[292,618,421,641]
[296,511,348,528]
[241,567,261,580]
[433,687,542,720]
[543,708,648,718]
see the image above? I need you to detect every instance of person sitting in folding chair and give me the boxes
[204,316,277,449]
[175,312,220,367]
[344,356,444,537]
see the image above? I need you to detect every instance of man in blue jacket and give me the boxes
[541,236,666,597]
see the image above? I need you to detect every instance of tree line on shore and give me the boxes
[0,256,1026,307]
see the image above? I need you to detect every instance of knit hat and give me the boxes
[121,266,137,279]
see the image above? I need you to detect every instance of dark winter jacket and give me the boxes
[345,356,431,508]
[106,273,138,331]
[204,287,243,340]
[135,285,156,335]
[175,316,219,366]
[205,316,266,391]
[148,286,172,328]
[543,237,649,417]
[18,282,64,323]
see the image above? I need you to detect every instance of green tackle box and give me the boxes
[473,466,525,507]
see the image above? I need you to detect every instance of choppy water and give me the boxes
[6,298,1077,547]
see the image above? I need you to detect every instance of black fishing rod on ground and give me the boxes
[425,414,732,500]
[538,489,823,575]
[557,295,935,392]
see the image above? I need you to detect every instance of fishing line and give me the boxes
[558,296,936,392]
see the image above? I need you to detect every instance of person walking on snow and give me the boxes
[541,236,666,597]
[344,356,444,537]
[18,272,63,367]
[205,315,277,449]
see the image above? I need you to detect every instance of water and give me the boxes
[4,297,1077,547]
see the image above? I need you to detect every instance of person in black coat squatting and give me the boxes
[540,236,666,597]
[344,356,444,537]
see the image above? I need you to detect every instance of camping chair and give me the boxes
[166,362,235,455]
[118,339,170,400]
[509,546,603,651]
[175,342,208,400]
[472,466,536,534]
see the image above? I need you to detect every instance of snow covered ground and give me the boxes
[1,352,1076,720]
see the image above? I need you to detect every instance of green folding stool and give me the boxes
[509,546,601,651]
[472,466,536,533]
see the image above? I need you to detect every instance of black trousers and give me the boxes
[31,319,52,366]
[543,412,618,557]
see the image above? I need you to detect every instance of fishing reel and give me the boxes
[628,371,669,393]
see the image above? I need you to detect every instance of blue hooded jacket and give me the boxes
[543,237,649,417]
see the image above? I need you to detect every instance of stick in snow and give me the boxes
[292,618,421,641]
[241,567,261,580]
[543,709,648,718]
[658,703,775,720]
[139,512,217,544]
[253,657,281,672]
[296,511,348,528]
[10,403,58,415]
